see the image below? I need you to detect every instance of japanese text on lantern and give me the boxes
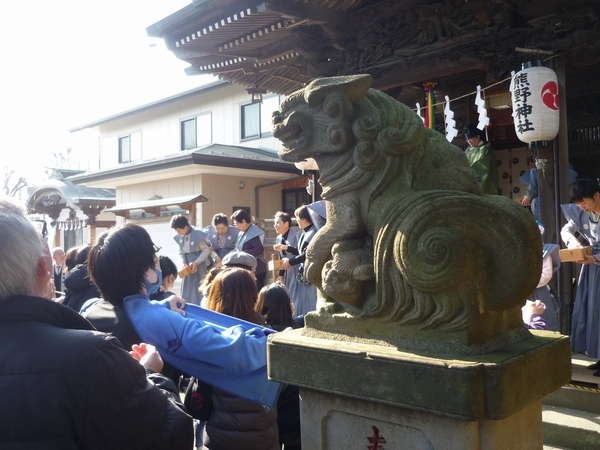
[512,72,535,134]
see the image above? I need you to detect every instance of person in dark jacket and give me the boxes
[51,246,66,298]
[256,282,298,332]
[231,209,267,290]
[273,205,318,316]
[83,228,186,388]
[256,282,302,450]
[85,224,279,411]
[0,196,193,449]
[63,244,100,312]
[64,245,79,272]
[202,267,279,450]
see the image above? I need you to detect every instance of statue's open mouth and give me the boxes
[274,121,306,160]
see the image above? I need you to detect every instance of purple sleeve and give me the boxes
[526,314,550,330]
[242,236,264,258]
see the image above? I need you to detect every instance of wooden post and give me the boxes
[190,202,197,227]
[537,142,555,243]
[553,56,573,335]
[90,225,96,244]
[53,228,61,249]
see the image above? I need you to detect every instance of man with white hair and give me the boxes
[0,197,193,449]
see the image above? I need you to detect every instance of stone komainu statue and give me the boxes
[273,75,541,333]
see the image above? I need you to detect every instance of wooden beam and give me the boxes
[262,1,347,29]
[181,39,303,66]
[111,210,130,219]
[256,36,302,62]
[369,55,487,91]
[173,36,299,63]
[93,221,115,228]
[178,202,195,211]
[166,4,269,50]
[142,207,161,216]
[252,54,301,71]
[271,73,305,86]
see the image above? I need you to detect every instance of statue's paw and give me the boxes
[321,300,343,315]
[322,268,364,307]
[322,260,334,277]
[305,261,321,286]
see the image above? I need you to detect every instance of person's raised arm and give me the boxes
[561,219,582,249]
[85,336,193,450]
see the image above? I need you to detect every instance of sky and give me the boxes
[0,0,215,186]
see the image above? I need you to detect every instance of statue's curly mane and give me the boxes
[279,91,305,114]
[318,89,425,207]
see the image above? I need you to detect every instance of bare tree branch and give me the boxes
[3,168,27,197]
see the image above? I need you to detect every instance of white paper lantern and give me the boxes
[510,66,560,143]
[294,158,319,171]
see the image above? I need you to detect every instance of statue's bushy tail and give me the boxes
[367,191,542,331]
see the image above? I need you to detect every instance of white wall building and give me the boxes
[64,80,312,286]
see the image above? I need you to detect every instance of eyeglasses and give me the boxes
[153,244,162,254]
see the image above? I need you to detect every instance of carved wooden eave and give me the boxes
[147,0,362,94]
[147,0,600,95]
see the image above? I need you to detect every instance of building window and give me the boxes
[282,188,311,215]
[241,95,280,140]
[119,131,142,163]
[181,112,212,150]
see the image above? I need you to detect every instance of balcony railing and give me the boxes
[55,159,101,172]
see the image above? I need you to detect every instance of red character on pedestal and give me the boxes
[367,425,386,450]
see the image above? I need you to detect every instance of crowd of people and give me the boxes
[0,198,194,449]
[3,154,600,448]
[1,201,323,449]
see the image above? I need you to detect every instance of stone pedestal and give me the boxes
[268,329,571,449]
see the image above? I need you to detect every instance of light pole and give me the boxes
[294,158,319,203]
